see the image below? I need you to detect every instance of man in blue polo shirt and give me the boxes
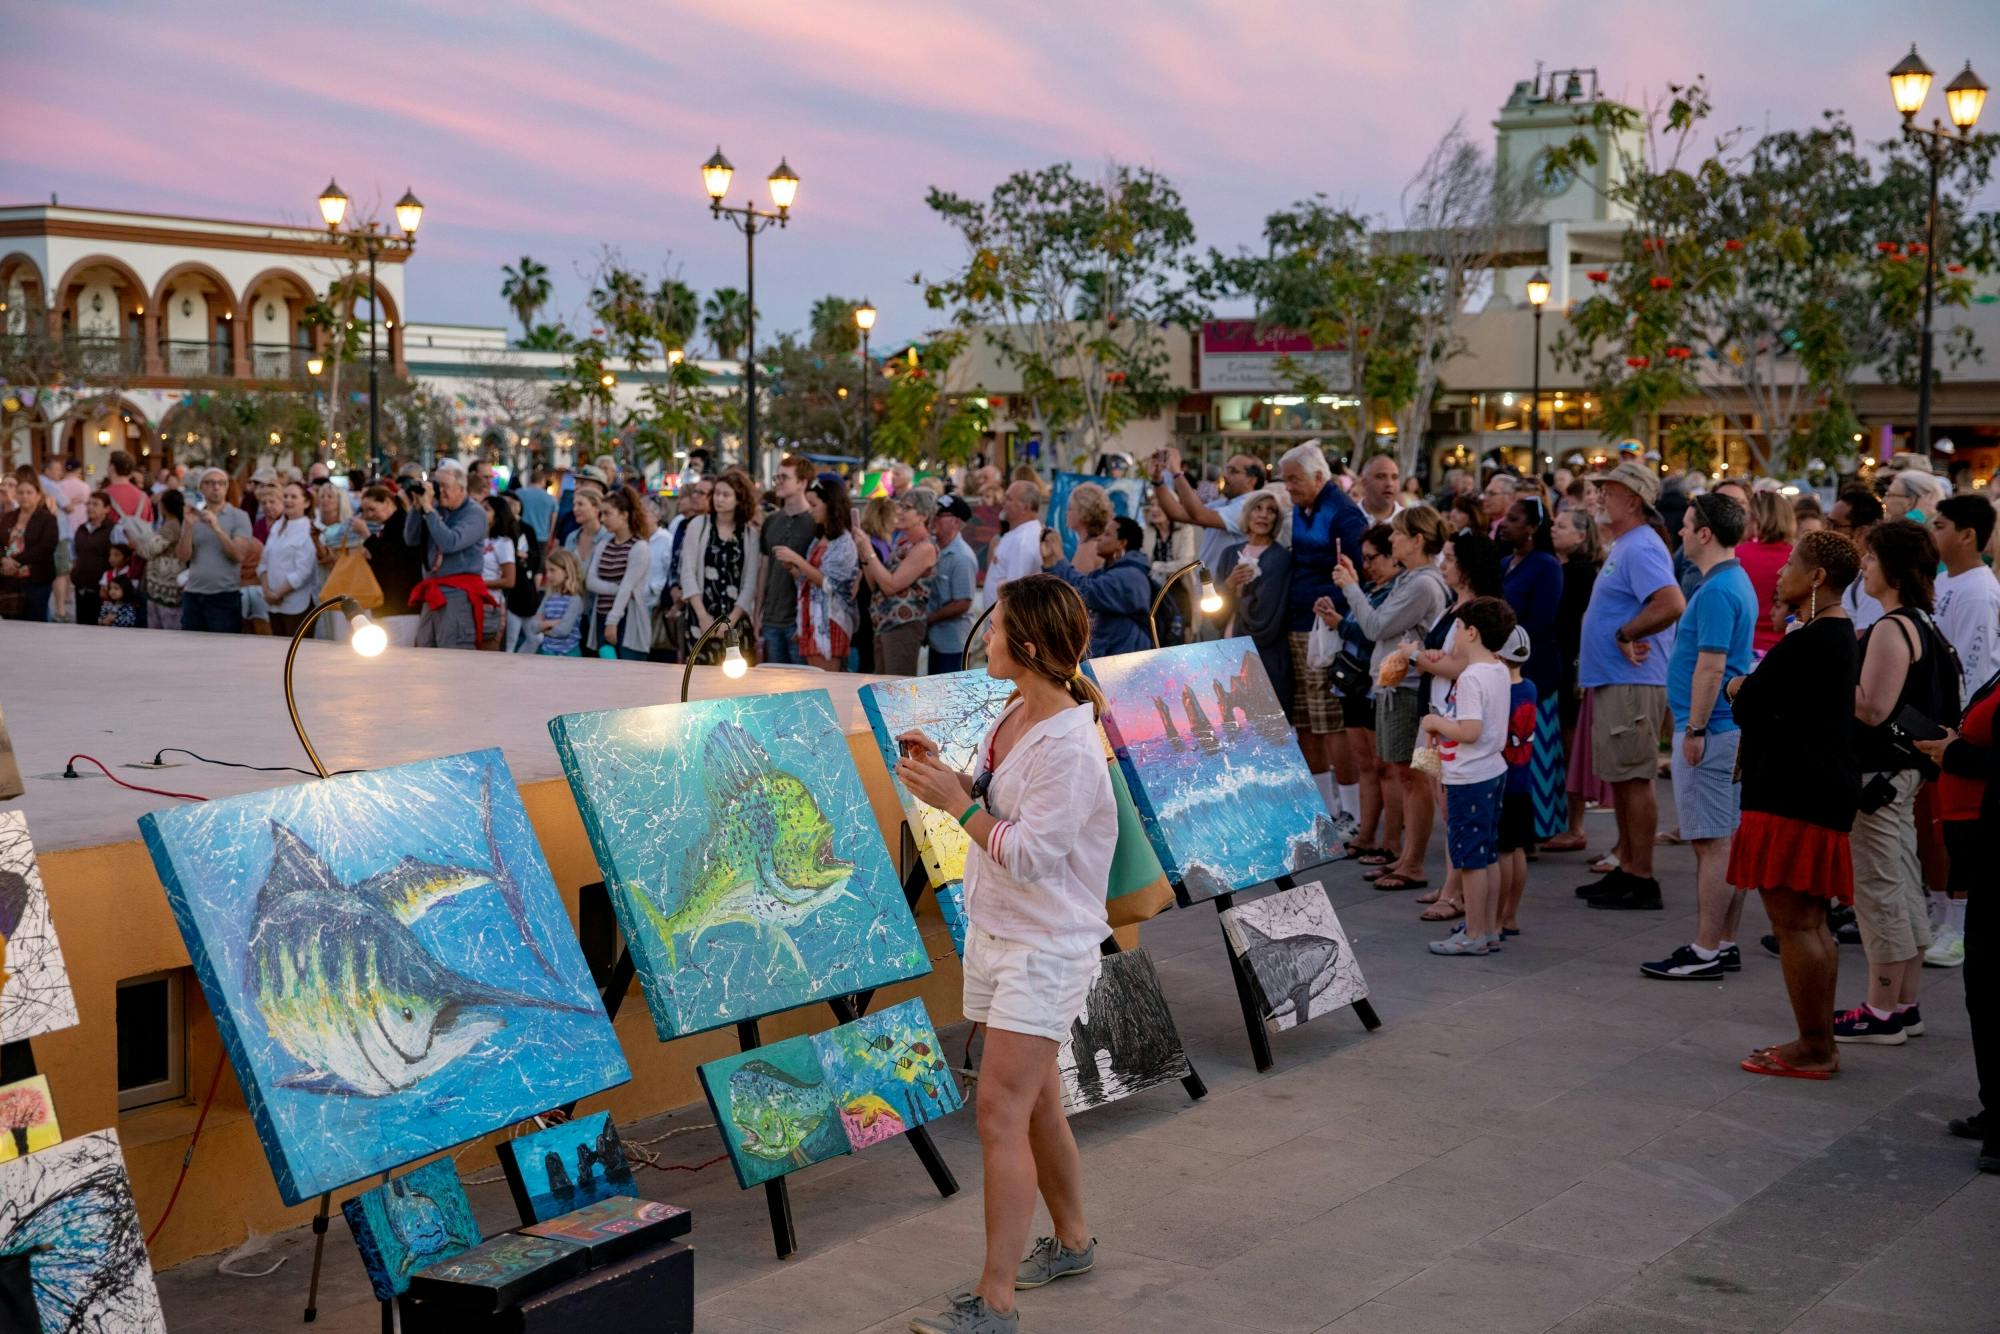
[1642,493,1759,976]
[1577,461,1686,909]
[1276,441,1367,832]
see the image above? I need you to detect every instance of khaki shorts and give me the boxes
[1287,631,1345,735]
[1850,770,1932,965]
[1590,684,1666,783]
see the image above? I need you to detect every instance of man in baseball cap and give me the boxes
[1574,454,1686,911]
[927,494,979,673]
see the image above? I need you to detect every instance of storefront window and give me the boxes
[1212,395,1359,436]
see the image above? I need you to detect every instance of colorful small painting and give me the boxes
[551,691,929,1040]
[697,1033,849,1189]
[0,1076,59,1163]
[1058,949,1192,1115]
[406,1232,588,1313]
[341,1156,483,1301]
[1219,881,1370,1034]
[519,1196,690,1265]
[934,881,969,958]
[1046,473,1145,558]
[140,750,630,1205]
[811,999,963,1151]
[497,1111,638,1225]
[0,813,81,1045]
[0,1129,166,1332]
[1087,640,1342,902]
[859,673,1016,890]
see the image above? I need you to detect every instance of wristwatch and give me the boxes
[1685,725,1707,738]
[1615,628,1633,645]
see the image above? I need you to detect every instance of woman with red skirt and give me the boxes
[1724,531,1864,1078]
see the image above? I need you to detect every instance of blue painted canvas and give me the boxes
[550,690,928,1040]
[810,999,963,1152]
[341,1157,483,1301]
[858,672,1015,891]
[1087,640,1342,901]
[697,1033,849,1189]
[934,881,969,958]
[497,1111,638,1224]
[138,749,631,1205]
[0,1129,165,1332]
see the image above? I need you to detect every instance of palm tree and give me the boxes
[653,279,700,352]
[703,288,754,360]
[500,257,552,343]
[809,295,861,354]
[519,324,575,352]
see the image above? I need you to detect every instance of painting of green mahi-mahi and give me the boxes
[550,690,929,1039]
[139,749,631,1205]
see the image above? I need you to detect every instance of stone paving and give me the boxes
[158,815,1994,1333]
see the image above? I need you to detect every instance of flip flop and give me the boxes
[1358,849,1397,866]
[1588,854,1621,875]
[1372,874,1428,892]
[1540,834,1588,853]
[1420,902,1464,922]
[1415,889,1442,904]
[1740,1046,1836,1080]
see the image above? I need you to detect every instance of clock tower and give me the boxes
[1493,66,1642,226]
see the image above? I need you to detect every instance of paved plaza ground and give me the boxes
[158,814,1994,1333]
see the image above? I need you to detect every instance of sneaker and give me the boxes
[1576,869,1630,899]
[910,1294,1019,1333]
[1016,1236,1096,1290]
[1828,904,1861,946]
[1926,927,1966,969]
[1980,1144,2000,1175]
[1949,1112,1991,1141]
[1832,1005,1906,1046]
[1900,1005,1926,1037]
[1641,945,1725,981]
[1761,934,1782,959]
[1586,877,1664,911]
[1718,944,1742,972]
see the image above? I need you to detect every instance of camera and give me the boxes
[399,476,427,498]
[1857,772,1899,815]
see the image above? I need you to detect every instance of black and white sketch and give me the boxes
[1219,881,1369,1033]
[1057,949,1191,1114]
[0,812,80,1046]
[0,1128,167,1333]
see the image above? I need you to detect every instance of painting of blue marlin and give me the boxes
[246,774,590,1098]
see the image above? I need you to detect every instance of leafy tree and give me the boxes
[761,330,870,453]
[873,330,990,466]
[809,295,861,354]
[922,161,1205,468]
[501,256,552,342]
[703,287,754,360]
[546,337,621,458]
[1545,79,1998,472]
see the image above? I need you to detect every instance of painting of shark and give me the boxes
[141,749,630,1205]
[551,690,928,1040]
[1218,881,1370,1033]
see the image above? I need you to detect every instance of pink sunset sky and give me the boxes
[6,2,1995,346]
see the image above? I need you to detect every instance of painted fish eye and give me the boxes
[401,1006,415,1022]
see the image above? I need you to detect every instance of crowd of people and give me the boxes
[6,437,1997,1178]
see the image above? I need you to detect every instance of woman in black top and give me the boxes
[1215,492,1293,716]
[1545,506,1603,852]
[1727,531,1862,1078]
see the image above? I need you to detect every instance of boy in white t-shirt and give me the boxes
[1932,494,2000,703]
[1421,596,1519,956]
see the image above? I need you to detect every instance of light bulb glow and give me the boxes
[722,644,748,678]
[350,613,387,657]
[1197,571,1224,616]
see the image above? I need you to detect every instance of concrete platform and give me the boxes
[153,818,1997,1334]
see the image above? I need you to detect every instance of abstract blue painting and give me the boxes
[497,1111,638,1224]
[139,749,631,1205]
[859,673,1015,892]
[934,881,969,958]
[550,690,928,1040]
[0,1129,165,1332]
[810,999,963,1152]
[697,1033,850,1189]
[341,1156,483,1301]
[1088,640,1343,901]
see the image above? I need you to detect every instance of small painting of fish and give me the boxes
[551,691,929,1040]
[698,1035,848,1188]
[1219,881,1370,1034]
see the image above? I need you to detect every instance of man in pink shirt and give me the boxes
[103,450,154,527]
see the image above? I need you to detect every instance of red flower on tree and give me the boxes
[1626,355,1651,369]
[1586,270,1609,283]
[1666,346,1693,360]
[1876,241,1901,254]
[1649,276,1673,291]
[1909,242,1929,257]
[1723,239,1744,252]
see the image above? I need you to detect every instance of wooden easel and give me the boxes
[1207,866,1382,1073]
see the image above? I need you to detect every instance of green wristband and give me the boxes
[957,803,981,828]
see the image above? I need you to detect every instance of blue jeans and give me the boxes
[928,649,965,675]
[762,625,800,666]
[179,589,242,634]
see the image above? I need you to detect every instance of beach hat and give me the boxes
[1599,460,1661,506]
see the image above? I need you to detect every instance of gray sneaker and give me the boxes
[909,1293,1019,1333]
[1016,1235,1096,1289]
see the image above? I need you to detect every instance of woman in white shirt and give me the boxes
[894,574,1114,1334]
[257,480,318,637]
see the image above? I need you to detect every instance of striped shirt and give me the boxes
[595,538,632,618]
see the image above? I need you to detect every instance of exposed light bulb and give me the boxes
[721,644,748,678]
[350,614,388,657]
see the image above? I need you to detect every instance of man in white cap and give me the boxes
[1575,461,1686,911]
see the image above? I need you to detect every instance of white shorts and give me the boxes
[961,926,1098,1044]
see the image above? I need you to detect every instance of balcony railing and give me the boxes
[251,346,311,380]
[165,340,233,377]
[70,336,145,375]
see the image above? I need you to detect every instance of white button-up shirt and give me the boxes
[966,698,1115,957]
[981,519,1044,609]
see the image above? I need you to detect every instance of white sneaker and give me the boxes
[1926,926,1966,969]
[1329,810,1360,846]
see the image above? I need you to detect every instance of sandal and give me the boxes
[1420,902,1464,922]
[1371,873,1428,892]
[1414,888,1441,904]
[1739,1046,1837,1080]
[1357,848,1397,866]
[1587,853,1620,875]
[1540,834,1588,853]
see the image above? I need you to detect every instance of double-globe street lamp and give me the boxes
[702,149,797,479]
[854,298,877,455]
[316,181,423,477]
[1888,45,1987,457]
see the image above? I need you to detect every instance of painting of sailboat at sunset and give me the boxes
[1087,639,1343,903]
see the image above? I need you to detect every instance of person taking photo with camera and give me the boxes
[403,461,489,650]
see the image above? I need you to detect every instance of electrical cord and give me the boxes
[146,1056,227,1247]
[150,747,362,778]
[63,755,210,803]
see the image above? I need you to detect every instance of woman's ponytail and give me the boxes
[997,575,1103,720]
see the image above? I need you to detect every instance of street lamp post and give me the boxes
[854,298,876,457]
[702,148,796,480]
[1525,271,1551,462]
[317,181,424,479]
[599,370,617,461]
[1888,45,1987,457]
